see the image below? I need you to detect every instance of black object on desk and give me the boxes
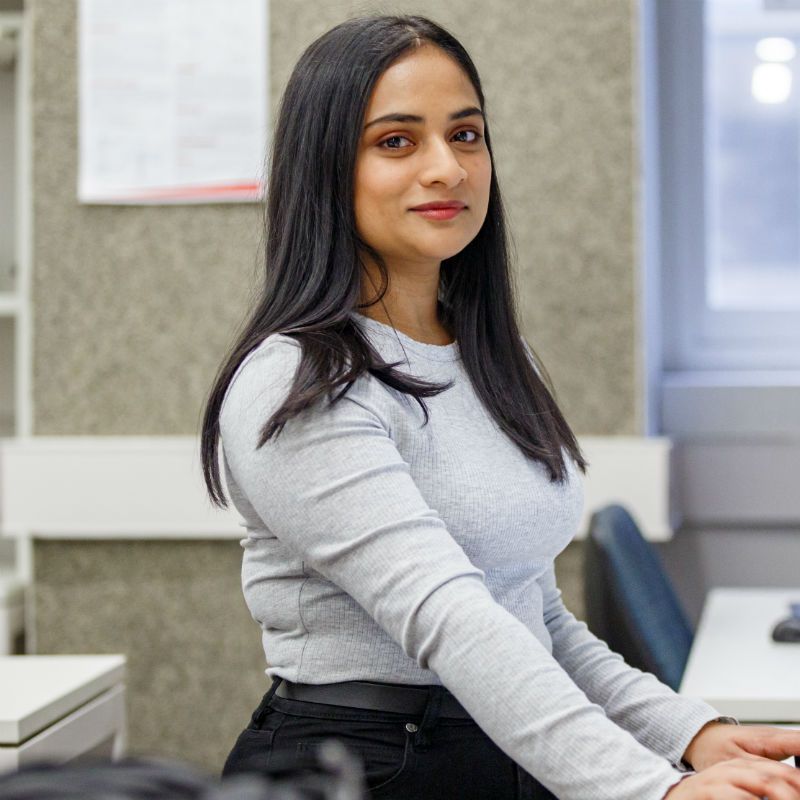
[771,617,800,642]
[770,600,800,642]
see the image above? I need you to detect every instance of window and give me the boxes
[658,0,800,372]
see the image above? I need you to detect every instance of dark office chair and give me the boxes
[583,504,694,691]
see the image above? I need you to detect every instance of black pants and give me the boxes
[222,677,558,799]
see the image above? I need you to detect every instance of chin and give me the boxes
[405,249,463,264]
[413,234,475,257]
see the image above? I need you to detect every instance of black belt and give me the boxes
[274,679,472,719]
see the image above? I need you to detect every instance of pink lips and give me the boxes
[410,201,466,221]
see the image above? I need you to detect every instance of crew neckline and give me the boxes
[350,311,460,362]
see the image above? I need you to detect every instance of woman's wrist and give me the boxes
[663,770,696,799]
[679,716,740,770]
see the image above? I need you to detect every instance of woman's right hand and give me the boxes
[664,756,800,799]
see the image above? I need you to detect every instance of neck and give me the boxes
[357,260,453,345]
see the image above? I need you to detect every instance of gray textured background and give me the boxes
[33,0,640,437]
[30,0,636,772]
[33,540,267,768]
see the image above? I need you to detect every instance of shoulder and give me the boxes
[221,334,302,422]
[231,333,301,382]
[220,333,391,436]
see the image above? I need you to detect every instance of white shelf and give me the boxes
[0,293,19,317]
[0,435,675,541]
[0,6,32,588]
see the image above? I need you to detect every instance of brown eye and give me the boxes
[454,129,482,143]
[378,135,413,149]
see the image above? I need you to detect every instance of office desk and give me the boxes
[679,588,800,723]
[0,655,126,771]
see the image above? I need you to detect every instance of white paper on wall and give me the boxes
[78,0,268,204]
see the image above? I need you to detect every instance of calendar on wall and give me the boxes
[77,0,269,204]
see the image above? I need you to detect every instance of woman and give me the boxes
[200,14,800,800]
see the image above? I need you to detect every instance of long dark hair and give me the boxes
[200,14,587,509]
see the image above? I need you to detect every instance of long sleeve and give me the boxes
[540,564,725,766]
[220,337,693,800]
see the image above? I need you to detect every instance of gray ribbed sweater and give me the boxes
[219,311,723,800]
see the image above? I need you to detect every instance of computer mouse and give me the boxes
[771,617,800,643]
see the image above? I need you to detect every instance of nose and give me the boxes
[418,137,468,188]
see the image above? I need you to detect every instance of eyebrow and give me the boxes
[363,106,484,130]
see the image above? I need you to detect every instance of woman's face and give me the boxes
[354,43,492,272]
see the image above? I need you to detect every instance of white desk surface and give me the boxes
[0,654,126,744]
[679,588,800,722]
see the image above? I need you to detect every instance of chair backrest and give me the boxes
[583,504,694,691]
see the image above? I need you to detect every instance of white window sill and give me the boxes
[661,370,800,439]
[661,371,800,527]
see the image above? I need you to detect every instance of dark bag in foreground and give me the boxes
[0,739,367,800]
